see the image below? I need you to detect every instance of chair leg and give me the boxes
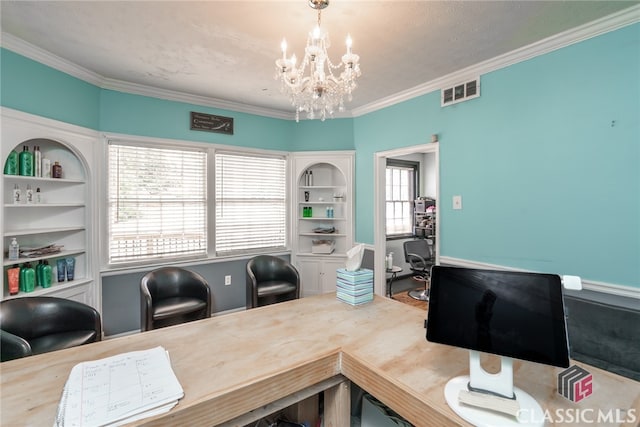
[408,275,429,301]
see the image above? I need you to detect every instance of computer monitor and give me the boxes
[426,266,572,427]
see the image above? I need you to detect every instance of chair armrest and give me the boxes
[1,329,32,362]
[406,252,427,268]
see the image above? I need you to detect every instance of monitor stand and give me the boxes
[444,351,544,427]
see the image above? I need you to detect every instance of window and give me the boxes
[108,142,207,264]
[215,152,287,255]
[386,160,418,236]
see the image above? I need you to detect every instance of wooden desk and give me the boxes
[1,294,638,426]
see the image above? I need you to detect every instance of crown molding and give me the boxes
[1,32,106,86]
[2,4,639,121]
[351,4,640,117]
[100,78,293,120]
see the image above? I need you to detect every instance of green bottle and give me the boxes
[40,260,53,288]
[36,261,43,287]
[19,263,36,293]
[4,149,18,175]
[18,146,34,176]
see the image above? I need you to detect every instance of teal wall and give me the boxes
[289,118,355,151]
[2,23,638,288]
[1,49,101,129]
[354,23,640,287]
[99,90,293,151]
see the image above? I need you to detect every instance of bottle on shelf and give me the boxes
[52,161,63,178]
[34,145,42,177]
[8,238,19,261]
[35,187,42,203]
[42,157,52,178]
[20,263,36,293]
[18,145,33,176]
[386,252,393,269]
[40,260,53,288]
[308,170,313,186]
[4,148,18,175]
[12,184,21,204]
[26,184,33,204]
[7,265,20,295]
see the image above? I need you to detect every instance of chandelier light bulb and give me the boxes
[275,0,360,122]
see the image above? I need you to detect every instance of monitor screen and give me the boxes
[426,266,570,368]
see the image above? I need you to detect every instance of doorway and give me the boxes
[373,143,440,297]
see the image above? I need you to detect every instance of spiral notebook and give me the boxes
[54,346,184,427]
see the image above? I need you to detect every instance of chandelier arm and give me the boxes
[276,0,359,121]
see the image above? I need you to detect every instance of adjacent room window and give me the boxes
[108,142,207,264]
[215,152,287,255]
[386,160,418,237]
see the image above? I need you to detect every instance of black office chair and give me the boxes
[403,239,435,301]
[0,296,102,362]
[246,255,300,308]
[140,267,211,331]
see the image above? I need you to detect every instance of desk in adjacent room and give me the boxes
[1,294,638,426]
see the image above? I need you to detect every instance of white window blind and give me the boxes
[108,142,207,263]
[386,165,415,235]
[215,152,286,255]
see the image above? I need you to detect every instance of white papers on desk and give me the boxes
[54,346,184,427]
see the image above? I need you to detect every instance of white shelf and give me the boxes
[299,217,344,221]
[3,175,84,184]
[298,201,345,205]
[2,112,96,306]
[297,252,346,257]
[2,278,93,300]
[3,248,85,267]
[4,226,85,237]
[299,185,343,189]
[5,203,84,208]
[300,233,347,237]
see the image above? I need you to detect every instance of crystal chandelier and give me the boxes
[275,0,361,122]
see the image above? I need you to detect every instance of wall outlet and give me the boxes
[224,275,231,286]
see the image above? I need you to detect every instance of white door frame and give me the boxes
[373,143,440,296]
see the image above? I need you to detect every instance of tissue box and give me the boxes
[312,240,335,254]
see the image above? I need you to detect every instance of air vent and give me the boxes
[441,77,480,107]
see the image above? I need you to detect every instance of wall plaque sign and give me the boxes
[190,111,234,135]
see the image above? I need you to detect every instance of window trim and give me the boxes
[385,159,420,239]
[100,133,291,270]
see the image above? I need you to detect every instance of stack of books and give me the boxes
[336,268,374,305]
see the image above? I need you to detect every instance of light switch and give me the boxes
[453,195,462,210]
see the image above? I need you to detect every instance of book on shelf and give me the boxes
[55,346,183,427]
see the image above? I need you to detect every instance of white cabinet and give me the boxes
[1,108,99,309]
[292,152,353,297]
[297,256,346,297]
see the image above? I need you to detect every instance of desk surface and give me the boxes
[1,294,638,426]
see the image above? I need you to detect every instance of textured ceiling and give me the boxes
[1,1,637,118]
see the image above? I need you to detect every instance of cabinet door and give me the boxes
[296,258,321,297]
[320,258,346,294]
